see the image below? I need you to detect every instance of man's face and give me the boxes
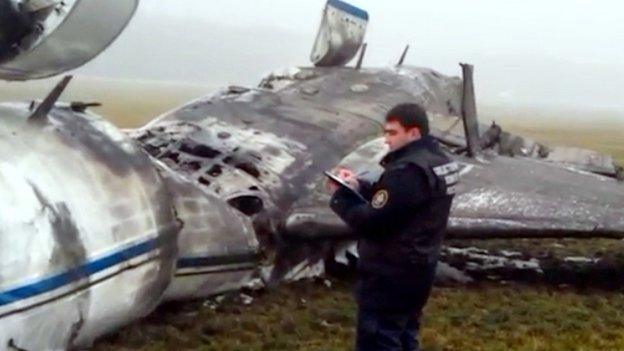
[383,120,421,152]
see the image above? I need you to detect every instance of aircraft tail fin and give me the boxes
[310,0,369,67]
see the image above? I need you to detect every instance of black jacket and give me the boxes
[330,135,457,275]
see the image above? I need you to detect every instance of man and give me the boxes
[328,103,458,351]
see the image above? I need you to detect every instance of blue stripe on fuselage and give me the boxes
[0,237,161,308]
[327,0,369,21]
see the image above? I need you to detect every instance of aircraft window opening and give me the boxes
[198,177,211,186]
[228,196,264,216]
[181,160,202,172]
[235,161,261,178]
[217,132,231,139]
[207,164,223,177]
[179,143,221,158]
[163,151,180,163]
[143,144,160,157]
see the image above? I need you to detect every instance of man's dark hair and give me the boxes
[385,103,429,135]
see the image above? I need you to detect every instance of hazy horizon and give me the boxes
[2,75,622,127]
[1,0,623,119]
[68,0,624,115]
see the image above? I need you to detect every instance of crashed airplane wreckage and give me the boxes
[0,0,623,349]
[131,3,624,242]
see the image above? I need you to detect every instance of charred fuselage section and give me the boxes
[131,64,624,285]
[130,66,463,242]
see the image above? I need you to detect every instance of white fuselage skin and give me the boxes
[154,162,259,302]
[0,103,178,349]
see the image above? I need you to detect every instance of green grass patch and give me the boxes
[94,280,624,351]
[423,285,624,351]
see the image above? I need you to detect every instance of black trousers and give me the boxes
[354,263,437,351]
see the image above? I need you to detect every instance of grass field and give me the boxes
[94,279,624,351]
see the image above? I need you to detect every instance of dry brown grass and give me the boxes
[481,106,624,165]
[0,76,213,128]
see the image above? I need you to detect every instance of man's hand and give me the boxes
[338,168,360,190]
[326,166,360,194]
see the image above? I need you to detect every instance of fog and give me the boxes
[32,1,624,115]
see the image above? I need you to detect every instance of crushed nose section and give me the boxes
[0,0,138,80]
[310,0,369,67]
[151,161,260,301]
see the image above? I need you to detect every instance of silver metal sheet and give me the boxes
[0,102,178,349]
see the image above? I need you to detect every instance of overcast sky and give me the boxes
[79,0,624,113]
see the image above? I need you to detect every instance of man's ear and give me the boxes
[409,127,422,139]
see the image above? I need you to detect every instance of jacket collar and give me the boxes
[381,135,435,166]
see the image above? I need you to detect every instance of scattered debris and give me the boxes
[243,278,265,292]
[239,293,254,306]
[563,256,599,264]
[435,262,473,285]
[283,261,325,282]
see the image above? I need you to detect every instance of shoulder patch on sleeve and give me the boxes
[371,189,389,209]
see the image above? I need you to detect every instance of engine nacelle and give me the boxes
[0,0,138,80]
